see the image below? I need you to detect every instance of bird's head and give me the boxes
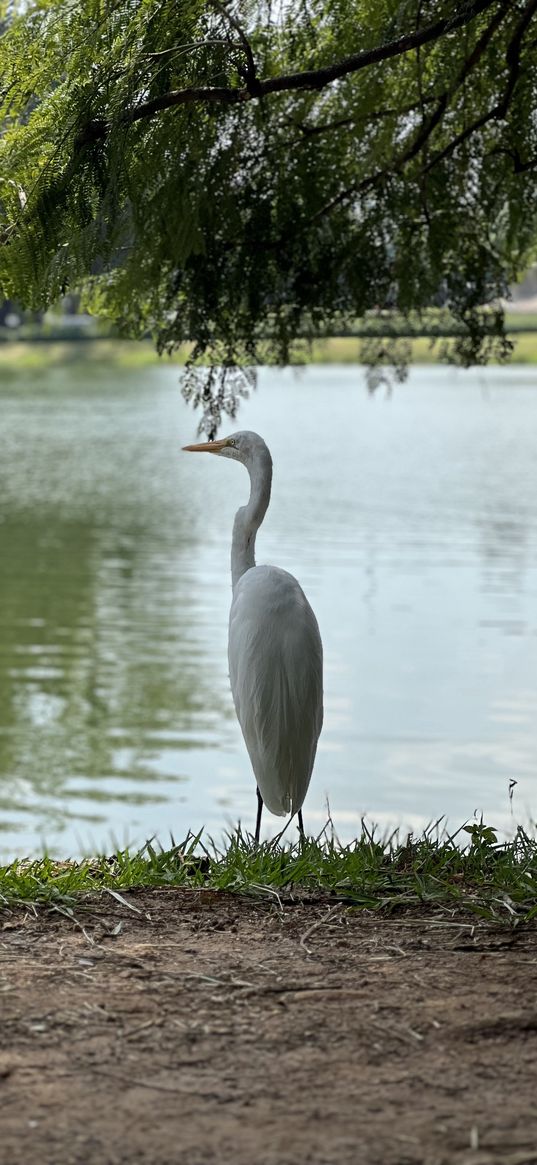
[182,431,271,472]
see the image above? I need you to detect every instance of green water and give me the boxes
[0,363,237,853]
[1,359,537,855]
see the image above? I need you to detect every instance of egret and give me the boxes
[183,431,323,840]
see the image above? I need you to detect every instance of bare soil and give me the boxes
[1,889,537,1165]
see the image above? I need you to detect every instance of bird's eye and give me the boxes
[228,439,236,447]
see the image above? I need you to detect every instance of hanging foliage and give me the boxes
[1,1,537,432]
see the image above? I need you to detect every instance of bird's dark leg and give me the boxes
[297,809,305,839]
[255,787,263,843]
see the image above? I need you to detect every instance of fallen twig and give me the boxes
[300,903,344,953]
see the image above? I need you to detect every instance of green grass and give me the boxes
[2,313,537,370]
[0,339,188,369]
[291,333,537,364]
[1,821,536,924]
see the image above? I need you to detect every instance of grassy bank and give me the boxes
[303,331,537,365]
[2,325,537,370]
[1,823,536,923]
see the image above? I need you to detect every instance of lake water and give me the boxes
[0,361,536,857]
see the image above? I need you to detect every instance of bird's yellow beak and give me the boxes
[182,438,228,454]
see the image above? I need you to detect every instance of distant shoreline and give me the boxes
[2,333,537,367]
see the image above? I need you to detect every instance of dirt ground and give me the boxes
[1,889,537,1165]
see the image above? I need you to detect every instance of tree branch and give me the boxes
[311,0,510,221]
[507,148,537,173]
[488,144,537,172]
[209,0,260,94]
[501,0,537,112]
[124,86,246,127]
[423,0,537,173]
[75,0,497,146]
[422,106,495,173]
[258,0,497,96]
[399,0,508,168]
[142,40,243,59]
[287,96,440,139]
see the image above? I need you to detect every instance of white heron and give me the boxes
[183,431,323,840]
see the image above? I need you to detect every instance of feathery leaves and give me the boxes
[1,1,537,430]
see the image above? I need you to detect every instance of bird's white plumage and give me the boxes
[183,429,323,833]
[228,564,323,816]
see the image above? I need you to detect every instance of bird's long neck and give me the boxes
[231,451,272,591]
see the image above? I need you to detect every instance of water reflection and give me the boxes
[0,362,536,854]
[0,508,233,839]
[0,367,237,851]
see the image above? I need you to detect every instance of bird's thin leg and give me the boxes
[297,809,305,840]
[255,788,263,843]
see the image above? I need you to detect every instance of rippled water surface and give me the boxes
[0,361,536,855]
